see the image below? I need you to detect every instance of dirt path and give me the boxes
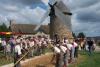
[1,63,14,67]
[21,53,54,67]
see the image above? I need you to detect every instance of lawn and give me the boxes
[0,51,13,66]
[69,51,100,67]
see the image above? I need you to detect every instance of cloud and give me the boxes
[67,0,99,10]
[0,0,49,26]
[76,11,100,22]
[66,0,100,36]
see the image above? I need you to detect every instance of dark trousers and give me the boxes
[74,46,79,58]
[14,53,21,67]
[88,46,93,56]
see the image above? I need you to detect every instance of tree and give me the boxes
[0,23,9,32]
[77,32,86,38]
[72,32,76,39]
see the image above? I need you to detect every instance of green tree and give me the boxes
[77,32,86,38]
[0,23,9,32]
[72,32,76,39]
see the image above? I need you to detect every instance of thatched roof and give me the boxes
[10,23,49,34]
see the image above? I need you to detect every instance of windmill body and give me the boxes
[49,1,73,40]
[34,0,73,41]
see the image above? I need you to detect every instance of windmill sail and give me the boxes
[34,8,50,31]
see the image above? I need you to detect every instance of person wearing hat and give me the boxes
[14,39,22,67]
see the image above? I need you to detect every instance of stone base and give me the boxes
[49,16,73,41]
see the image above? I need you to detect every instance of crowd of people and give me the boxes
[51,34,79,67]
[49,34,96,67]
[0,34,96,67]
[0,35,51,67]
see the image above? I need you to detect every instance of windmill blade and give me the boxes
[54,6,72,30]
[49,0,61,5]
[34,8,50,31]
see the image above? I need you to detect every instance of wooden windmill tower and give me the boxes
[35,0,73,41]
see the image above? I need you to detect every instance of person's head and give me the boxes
[64,37,67,40]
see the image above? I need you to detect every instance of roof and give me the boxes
[10,23,49,34]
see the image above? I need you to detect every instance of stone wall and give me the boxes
[49,16,73,41]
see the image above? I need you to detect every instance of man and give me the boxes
[1,38,7,55]
[53,44,61,67]
[60,42,68,67]
[87,39,94,56]
[14,39,22,67]
[29,38,35,57]
[73,40,79,58]
[6,42,11,61]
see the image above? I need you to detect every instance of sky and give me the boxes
[0,0,100,37]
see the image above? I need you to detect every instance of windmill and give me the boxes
[34,0,73,40]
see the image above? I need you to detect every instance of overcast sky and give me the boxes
[0,0,100,37]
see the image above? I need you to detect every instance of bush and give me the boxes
[98,42,100,47]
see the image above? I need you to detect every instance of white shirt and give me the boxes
[63,39,69,44]
[15,45,22,55]
[73,42,78,47]
[1,40,6,46]
[67,44,73,50]
[16,39,20,43]
[43,41,47,45]
[6,44,11,52]
[60,46,67,53]
[30,41,35,47]
[38,41,42,47]
[54,46,60,54]
[0,38,1,43]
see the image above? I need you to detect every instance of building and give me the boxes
[10,20,49,37]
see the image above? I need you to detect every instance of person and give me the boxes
[73,39,79,58]
[14,40,22,67]
[60,42,68,67]
[92,40,96,51]
[1,38,7,55]
[62,38,70,67]
[53,43,61,67]
[6,42,11,61]
[9,37,16,57]
[29,38,35,57]
[70,42,75,63]
[41,39,47,54]
[87,39,94,56]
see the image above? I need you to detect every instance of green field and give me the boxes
[69,51,100,67]
[0,51,13,66]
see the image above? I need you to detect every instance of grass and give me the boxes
[0,51,13,66]
[69,51,100,67]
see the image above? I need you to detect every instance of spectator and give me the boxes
[74,40,79,58]
[1,38,7,55]
[6,42,11,61]
[87,39,94,56]
[14,39,22,67]
[29,38,35,57]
